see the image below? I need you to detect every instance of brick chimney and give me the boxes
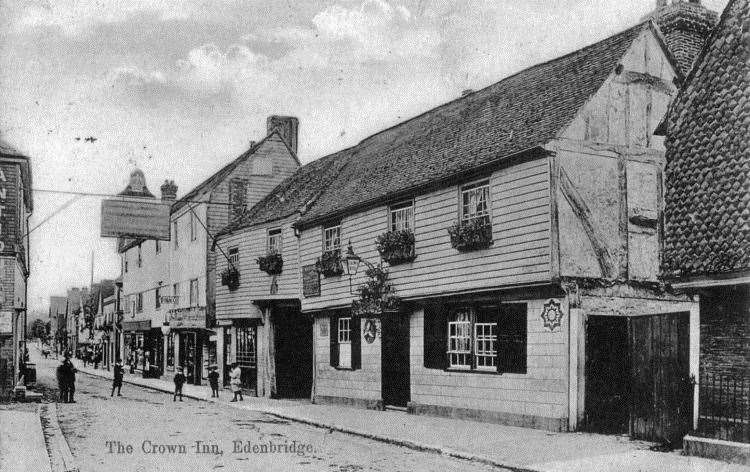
[267,115,299,155]
[160,180,178,201]
[645,0,718,75]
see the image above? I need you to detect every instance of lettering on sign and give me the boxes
[302,265,320,298]
[101,198,171,240]
[0,165,17,255]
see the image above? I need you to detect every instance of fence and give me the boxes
[697,371,750,443]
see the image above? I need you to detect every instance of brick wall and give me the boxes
[700,284,749,378]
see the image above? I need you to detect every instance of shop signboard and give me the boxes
[101,197,171,240]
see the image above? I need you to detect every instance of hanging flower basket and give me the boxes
[350,266,401,318]
[257,251,284,275]
[220,266,240,290]
[448,217,493,252]
[376,229,416,265]
[316,250,343,278]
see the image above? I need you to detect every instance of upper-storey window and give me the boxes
[461,180,490,221]
[228,246,239,265]
[137,244,142,268]
[173,220,179,249]
[268,228,282,253]
[155,239,161,254]
[390,201,414,232]
[190,211,198,241]
[323,224,341,253]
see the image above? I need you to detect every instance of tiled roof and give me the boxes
[0,138,26,158]
[216,148,350,235]
[662,0,750,279]
[293,22,652,227]
[649,1,718,74]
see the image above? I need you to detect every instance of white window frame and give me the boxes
[268,228,283,253]
[460,180,491,221]
[338,317,352,369]
[390,201,414,232]
[448,318,472,369]
[228,246,239,265]
[474,322,498,370]
[323,224,341,253]
[189,278,199,307]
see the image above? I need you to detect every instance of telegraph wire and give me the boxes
[32,187,239,206]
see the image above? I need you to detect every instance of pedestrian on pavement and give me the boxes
[208,366,219,398]
[111,359,124,397]
[229,363,243,402]
[173,367,186,402]
[59,355,77,403]
[94,349,102,370]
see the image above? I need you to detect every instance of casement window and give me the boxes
[190,211,198,241]
[166,334,174,370]
[155,239,161,254]
[123,255,128,273]
[173,220,179,249]
[136,293,143,313]
[268,228,283,253]
[229,179,247,220]
[461,180,491,221]
[424,302,527,374]
[236,326,257,371]
[228,246,239,265]
[323,224,341,253]
[137,244,142,268]
[172,283,179,306]
[329,311,361,370]
[155,287,161,310]
[390,201,414,232]
[189,279,199,307]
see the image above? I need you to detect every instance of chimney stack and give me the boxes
[267,115,299,155]
[160,180,178,201]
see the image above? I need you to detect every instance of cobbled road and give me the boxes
[35,357,503,472]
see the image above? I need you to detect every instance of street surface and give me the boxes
[34,356,504,472]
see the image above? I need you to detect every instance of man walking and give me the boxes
[63,356,77,403]
[56,358,68,403]
[111,358,124,397]
[173,367,186,402]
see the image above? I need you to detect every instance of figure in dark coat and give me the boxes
[56,360,68,402]
[208,366,219,398]
[63,358,77,403]
[173,367,186,402]
[111,359,124,397]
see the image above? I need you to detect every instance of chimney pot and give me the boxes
[160,180,178,201]
[267,115,299,155]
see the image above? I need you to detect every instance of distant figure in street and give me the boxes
[111,359,124,397]
[56,359,68,401]
[208,366,219,398]
[173,367,186,402]
[128,352,136,374]
[94,349,102,369]
[58,355,77,403]
[229,363,243,402]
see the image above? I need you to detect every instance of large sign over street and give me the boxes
[101,198,171,240]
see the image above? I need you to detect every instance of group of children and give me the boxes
[109,362,228,402]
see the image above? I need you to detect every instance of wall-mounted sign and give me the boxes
[0,165,19,255]
[541,299,564,332]
[302,265,320,298]
[0,311,12,334]
[363,318,378,344]
[101,198,171,240]
[159,295,179,305]
[168,306,207,329]
[319,320,328,337]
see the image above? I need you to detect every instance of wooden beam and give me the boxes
[618,159,629,279]
[549,154,561,279]
[558,166,616,278]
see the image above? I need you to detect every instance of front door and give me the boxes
[629,312,692,446]
[180,332,199,384]
[274,308,313,398]
[381,313,410,407]
[235,326,257,394]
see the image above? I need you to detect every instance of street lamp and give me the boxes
[160,323,171,336]
[341,241,378,294]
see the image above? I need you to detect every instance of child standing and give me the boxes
[111,359,124,397]
[208,366,220,398]
[173,367,186,402]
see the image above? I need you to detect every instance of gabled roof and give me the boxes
[172,131,300,214]
[662,0,750,279]
[216,148,350,236]
[292,21,656,227]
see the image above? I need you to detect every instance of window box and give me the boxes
[257,251,284,275]
[220,267,240,290]
[376,229,416,265]
[316,250,343,278]
[448,217,493,252]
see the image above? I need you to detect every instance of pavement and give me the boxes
[0,408,53,472]
[68,358,749,472]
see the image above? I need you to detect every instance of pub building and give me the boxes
[117,116,300,385]
[0,138,32,400]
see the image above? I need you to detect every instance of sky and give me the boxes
[0,0,729,313]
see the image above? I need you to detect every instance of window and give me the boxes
[173,220,179,248]
[461,181,490,221]
[236,326,257,371]
[166,333,174,371]
[137,244,142,268]
[136,293,143,313]
[172,283,179,306]
[123,254,128,273]
[228,246,239,265]
[390,201,414,232]
[189,279,199,307]
[268,228,282,253]
[155,239,161,254]
[423,302,527,374]
[323,224,341,253]
[190,211,198,241]
[337,317,352,369]
[228,179,247,220]
[155,287,161,310]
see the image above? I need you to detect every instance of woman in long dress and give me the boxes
[229,363,243,402]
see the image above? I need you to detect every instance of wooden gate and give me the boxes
[629,312,692,445]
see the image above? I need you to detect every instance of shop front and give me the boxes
[168,306,214,385]
[121,320,162,377]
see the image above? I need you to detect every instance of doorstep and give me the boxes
[683,434,750,465]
